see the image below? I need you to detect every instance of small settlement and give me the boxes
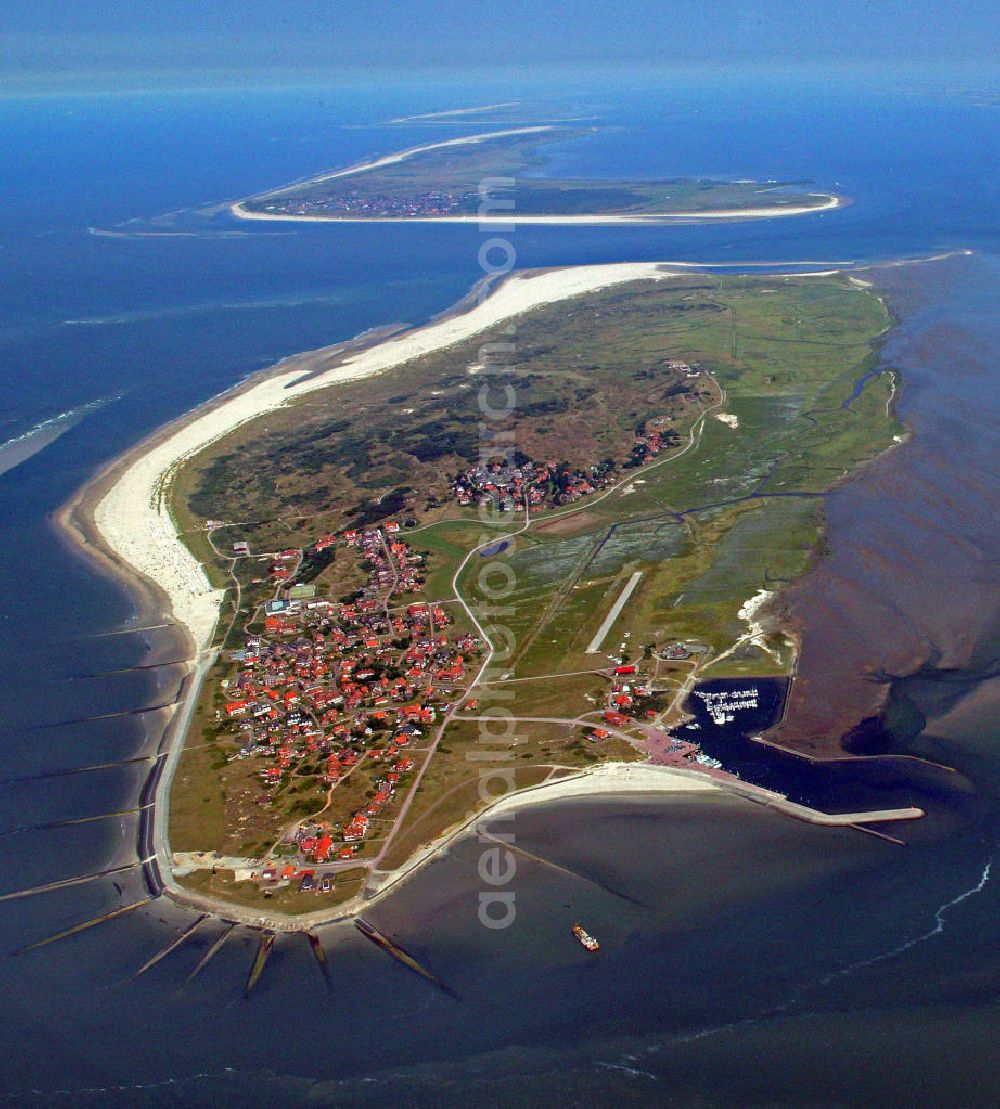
[211,522,479,895]
[451,374,700,513]
[195,361,714,899]
[251,188,478,220]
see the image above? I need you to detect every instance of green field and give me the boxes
[181,273,898,686]
[170,271,902,901]
[241,128,833,219]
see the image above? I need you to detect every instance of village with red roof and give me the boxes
[209,521,482,897]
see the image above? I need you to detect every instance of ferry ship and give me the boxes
[572,922,600,952]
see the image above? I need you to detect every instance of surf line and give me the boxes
[823,854,993,983]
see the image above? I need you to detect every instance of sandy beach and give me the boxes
[162,749,923,929]
[161,752,924,930]
[231,193,841,225]
[162,763,722,929]
[81,259,854,660]
[85,263,674,653]
[484,762,719,811]
[227,124,841,225]
[349,765,721,912]
[248,125,557,202]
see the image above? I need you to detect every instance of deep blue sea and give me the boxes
[1,74,998,1105]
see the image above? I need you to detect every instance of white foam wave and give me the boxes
[824,855,993,981]
[0,395,120,476]
[62,291,350,328]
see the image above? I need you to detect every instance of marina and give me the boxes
[682,678,965,818]
[0,72,998,1106]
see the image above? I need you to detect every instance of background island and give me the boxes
[231,125,840,223]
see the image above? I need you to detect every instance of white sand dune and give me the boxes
[229,125,840,224]
[233,194,841,225]
[249,125,556,201]
[91,261,852,655]
[92,263,675,650]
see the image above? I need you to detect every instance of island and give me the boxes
[230,126,841,224]
[64,261,923,924]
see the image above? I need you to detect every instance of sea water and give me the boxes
[0,73,998,1104]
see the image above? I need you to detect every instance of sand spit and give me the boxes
[245,125,557,204]
[389,101,522,123]
[87,263,674,651]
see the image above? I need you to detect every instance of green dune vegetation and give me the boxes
[237,128,834,219]
[168,272,902,906]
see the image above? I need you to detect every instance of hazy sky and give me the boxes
[3,0,998,90]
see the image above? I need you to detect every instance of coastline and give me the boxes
[58,260,916,929]
[230,193,842,225]
[163,764,723,930]
[74,262,675,656]
[57,262,684,911]
[62,258,866,673]
[224,121,841,226]
[160,759,924,932]
[244,124,559,203]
